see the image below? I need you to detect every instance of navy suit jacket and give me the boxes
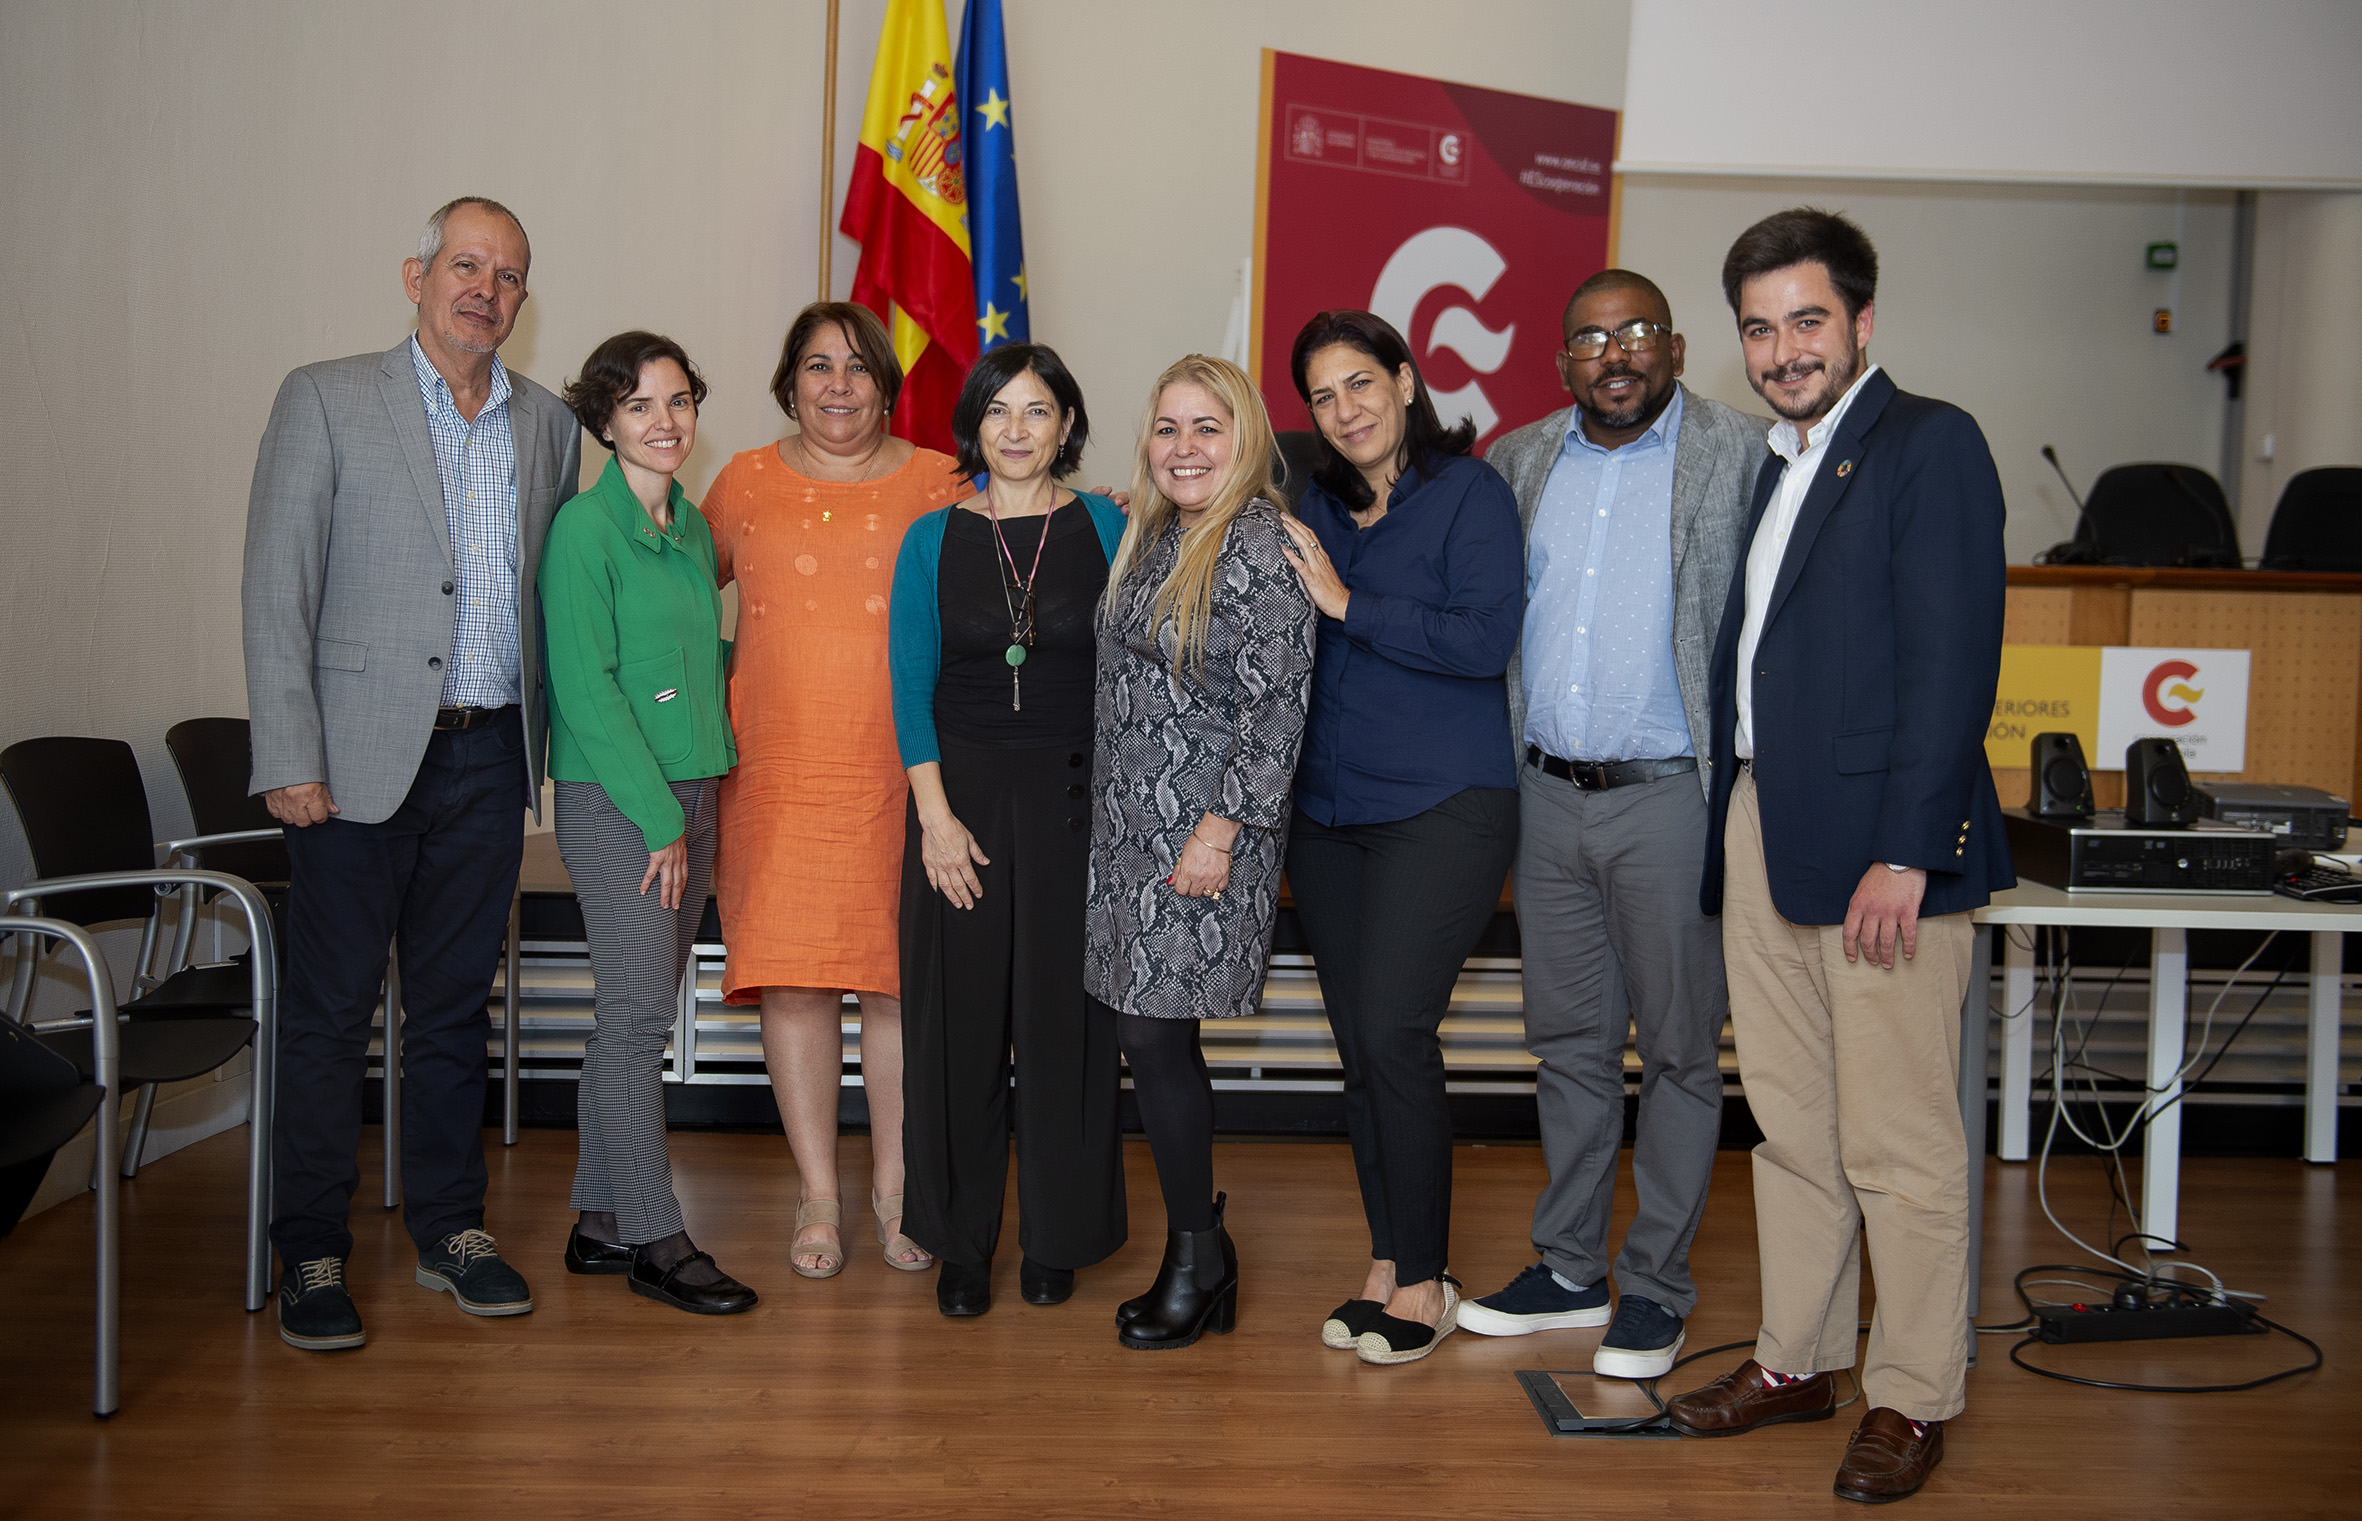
[1701,369,2015,923]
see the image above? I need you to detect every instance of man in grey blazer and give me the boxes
[1456,269,1763,1377]
[243,196,579,1351]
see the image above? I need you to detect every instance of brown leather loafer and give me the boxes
[1666,1359,1837,1437]
[1834,1408,1943,1504]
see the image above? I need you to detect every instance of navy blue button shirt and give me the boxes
[1292,452,1524,827]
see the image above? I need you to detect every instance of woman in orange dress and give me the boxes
[703,302,970,1279]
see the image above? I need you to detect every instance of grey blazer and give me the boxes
[242,340,580,824]
[1486,383,1766,799]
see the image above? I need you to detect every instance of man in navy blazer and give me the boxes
[1665,209,2011,1506]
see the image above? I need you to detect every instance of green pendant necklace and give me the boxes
[986,493,1051,711]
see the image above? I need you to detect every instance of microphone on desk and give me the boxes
[2035,446,2101,565]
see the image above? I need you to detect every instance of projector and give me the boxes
[2002,809,2277,894]
[2196,783,2351,853]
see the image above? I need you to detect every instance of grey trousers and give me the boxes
[1512,762,1725,1315]
[556,776,717,1246]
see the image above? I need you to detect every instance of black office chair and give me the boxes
[0,915,125,1415]
[1274,429,1324,506]
[0,735,280,1312]
[2259,467,2362,572]
[163,718,289,969]
[2072,462,2242,568]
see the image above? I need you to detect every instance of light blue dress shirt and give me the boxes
[409,335,521,708]
[1520,386,1692,762]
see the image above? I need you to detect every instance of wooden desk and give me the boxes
[2000,565,2362,809]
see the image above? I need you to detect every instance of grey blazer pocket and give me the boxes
[315,639,368,672]
[1833,726,1892,775]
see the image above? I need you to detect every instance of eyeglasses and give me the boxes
[1562,320,1671,361]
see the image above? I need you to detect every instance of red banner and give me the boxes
[1253,51,1619,451]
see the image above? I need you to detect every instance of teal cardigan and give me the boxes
[889,492,1127,767]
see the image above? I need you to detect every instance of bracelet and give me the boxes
[1190,830,1234,855]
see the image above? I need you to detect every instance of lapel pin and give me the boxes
[1835,459,1854,478]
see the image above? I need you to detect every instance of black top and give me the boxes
[935,499,1106,747]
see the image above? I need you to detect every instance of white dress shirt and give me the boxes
[1733,363,1880,760]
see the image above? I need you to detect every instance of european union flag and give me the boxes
[955,0,1026,352]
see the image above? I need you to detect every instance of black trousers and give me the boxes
[899,739,1125,1269]
[1285,786,1518,1283]
[271,710,528,1266]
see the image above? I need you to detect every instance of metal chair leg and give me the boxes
[120,1082,158,1178]
[382,948,402,1210]
[503,898,520,1145]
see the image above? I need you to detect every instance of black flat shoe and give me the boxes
[1021,1257,1075,1306]
[1321,1297,1385,1349]
[937,1258,992,1317]
[1119,1193,1239,1351]
[627,1248,758,1316]
[565,1225,633,1277]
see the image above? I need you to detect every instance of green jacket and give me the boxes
[539,455,736,850]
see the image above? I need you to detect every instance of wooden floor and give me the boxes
[4,1130,2354,1519]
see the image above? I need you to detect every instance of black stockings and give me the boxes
[1113,1004,1216,1232]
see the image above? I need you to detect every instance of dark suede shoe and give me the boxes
[938,1259,992,1317]
[564,1225,633,1277]
[1835,1408,1943,1504]
[278,1257,365,1351]
[1020,1257,1074,1306]
[415,1229,535,1317]
[1666,1359,1836,1437]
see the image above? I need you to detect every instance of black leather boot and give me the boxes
[1118,1194,1234,1329]
[1117,1193,1238,1350]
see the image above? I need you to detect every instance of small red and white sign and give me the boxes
[2096,647,2252,772]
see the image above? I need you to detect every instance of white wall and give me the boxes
[1617,176,2237,562]
[2239,192,2362,545]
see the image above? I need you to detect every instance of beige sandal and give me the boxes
[873,1192,933,1272]
[790,1199,844,1279]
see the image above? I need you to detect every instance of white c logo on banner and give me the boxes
[1370,226,1515,442]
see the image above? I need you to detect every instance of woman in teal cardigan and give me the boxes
[889,343,1128,1318]
[542,331,753,1316]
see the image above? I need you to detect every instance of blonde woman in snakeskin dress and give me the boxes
[1084,355,1317,1351]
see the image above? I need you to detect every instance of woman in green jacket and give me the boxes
[542,331,752,1315]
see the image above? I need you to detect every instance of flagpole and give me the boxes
[818,0,841,300]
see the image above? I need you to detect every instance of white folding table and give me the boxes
[1973,882,2359,1243]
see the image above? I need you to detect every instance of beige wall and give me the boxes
[0,0,2261,914]
[1618,176,2237,563]
[2239,192,2362,546]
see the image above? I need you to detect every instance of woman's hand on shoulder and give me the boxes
[1278,514,1350,620]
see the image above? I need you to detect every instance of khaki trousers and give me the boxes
[1722,770,1971,1421]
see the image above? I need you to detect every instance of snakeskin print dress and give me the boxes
[1084,499,1318,1021]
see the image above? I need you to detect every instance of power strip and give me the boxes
[2035,1301,2262,1344]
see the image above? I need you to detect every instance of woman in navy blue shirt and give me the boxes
[1277,309,1523,1366]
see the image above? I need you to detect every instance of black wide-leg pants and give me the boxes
[1284,786,1519,1284]
[899,738,1126,1269]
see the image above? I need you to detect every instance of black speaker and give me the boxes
[2124,737,2201,827]
[2030,732,2094,818]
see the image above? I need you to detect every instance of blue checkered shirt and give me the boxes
[409,336,521,707]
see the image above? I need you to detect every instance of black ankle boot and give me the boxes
[1118,1193,1234,1329]
[1117,1193,1238,1350]
[937,1258,992,1317]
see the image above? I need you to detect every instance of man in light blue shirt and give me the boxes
[1460,270,1766,1379]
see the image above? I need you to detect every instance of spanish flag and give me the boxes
[839,0,977,454]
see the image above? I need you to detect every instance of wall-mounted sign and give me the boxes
[1987,645,2101,767]
[1252,50,1618,452]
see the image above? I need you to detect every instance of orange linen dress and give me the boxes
[704,443,973,1003]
